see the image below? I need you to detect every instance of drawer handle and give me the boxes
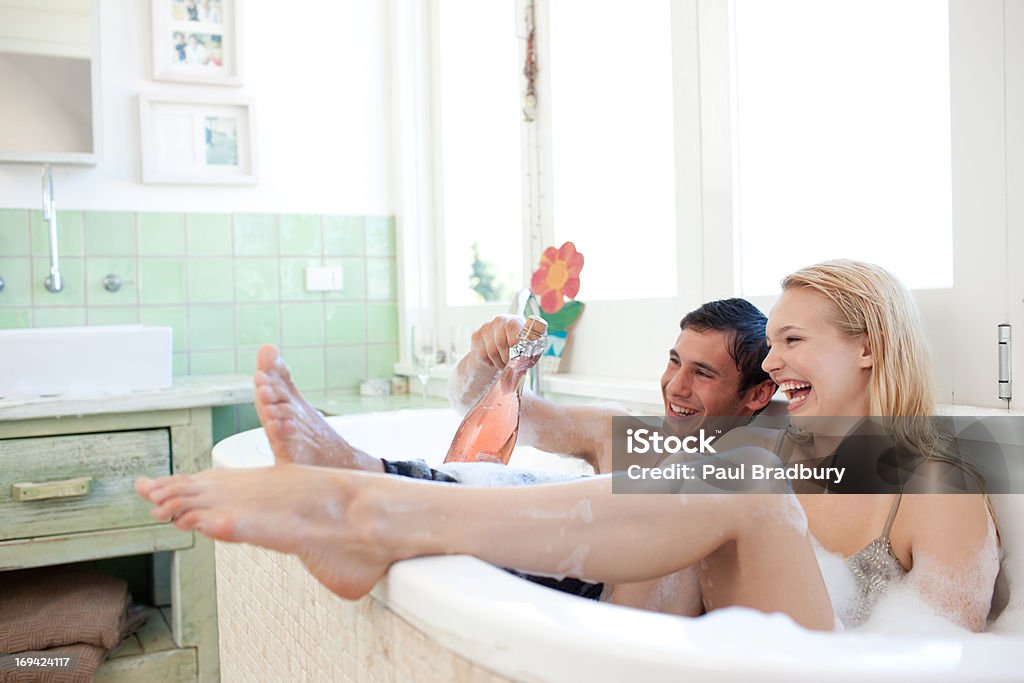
[12,476,93,502]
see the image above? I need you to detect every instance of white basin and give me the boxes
[0,325,173,398]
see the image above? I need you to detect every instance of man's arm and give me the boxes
[519,396,624,473]
[448,315,626,473]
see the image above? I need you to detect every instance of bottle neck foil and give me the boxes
[509,335,547,362]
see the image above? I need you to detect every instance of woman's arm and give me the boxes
[901,493,999,631]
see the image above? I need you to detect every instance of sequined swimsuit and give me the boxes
[773,430,909,627]
[842,492,907,626]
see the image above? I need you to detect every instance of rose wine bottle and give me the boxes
[443,316,548,465]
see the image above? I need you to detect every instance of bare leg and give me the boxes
[136,460,834,630]
[254,344,383,471]
[693,495,829,624]
[136,466,397,599]
[603,568,704,617]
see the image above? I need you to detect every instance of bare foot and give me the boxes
[254,344,383,471]
[135,466,395,600]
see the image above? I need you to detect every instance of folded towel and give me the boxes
[0,567,130,654]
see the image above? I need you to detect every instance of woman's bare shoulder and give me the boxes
[900,493,995,556]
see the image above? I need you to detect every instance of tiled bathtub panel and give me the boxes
[215,543,513,683]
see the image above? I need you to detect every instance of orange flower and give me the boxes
[530,242,584,313]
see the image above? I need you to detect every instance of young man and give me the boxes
[449,299,775,476]
[237,298,776,614]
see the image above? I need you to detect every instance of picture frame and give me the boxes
[151,0,243,85]
[139,93,258,184]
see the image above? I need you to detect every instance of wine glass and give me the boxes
[449,324,471,365]
[410,324,438,401]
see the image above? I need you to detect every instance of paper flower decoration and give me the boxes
[530,242,584,314]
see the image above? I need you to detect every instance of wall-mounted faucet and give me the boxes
[42,165,63,293]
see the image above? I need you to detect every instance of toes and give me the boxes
[254,382,276,407]
[147,479,198,505]
[256,344,294,382]
[173,510,205,532]
[135,474,187,501]
[253,370,270,390]
[189,513,236,541]
[150,509,173,523]
[256,400,301,435]
[134,476,156,497]
[256,344,282,373]
[151,493,199,522]
[173,510,232,537]
[255,378,295,410]
[281,366,300,393]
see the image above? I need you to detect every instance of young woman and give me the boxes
[136,260,999,631]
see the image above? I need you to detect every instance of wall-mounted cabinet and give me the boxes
[0,0,102,165]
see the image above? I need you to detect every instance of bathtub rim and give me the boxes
[212,408,1024,683]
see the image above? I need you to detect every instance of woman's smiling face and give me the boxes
[762,287,873,418]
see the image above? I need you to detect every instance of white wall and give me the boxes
[0,0,395,214]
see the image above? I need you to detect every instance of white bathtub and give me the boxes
[212,408,1024,683]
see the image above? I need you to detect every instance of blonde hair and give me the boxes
[781,259,934,418]
[782,260,999,540]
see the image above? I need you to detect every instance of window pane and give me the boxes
[734,0,953,295]
[549,0,677,300]
[439,0,523,306]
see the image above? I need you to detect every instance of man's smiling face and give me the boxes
[661,328,773,421]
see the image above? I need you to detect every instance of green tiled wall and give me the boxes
[0,210,400,438]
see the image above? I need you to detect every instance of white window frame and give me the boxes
[695,0,1021,409]
[395,0,1022,410]
[409,0,728,383]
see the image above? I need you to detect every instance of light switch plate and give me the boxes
[305,266,343,291]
